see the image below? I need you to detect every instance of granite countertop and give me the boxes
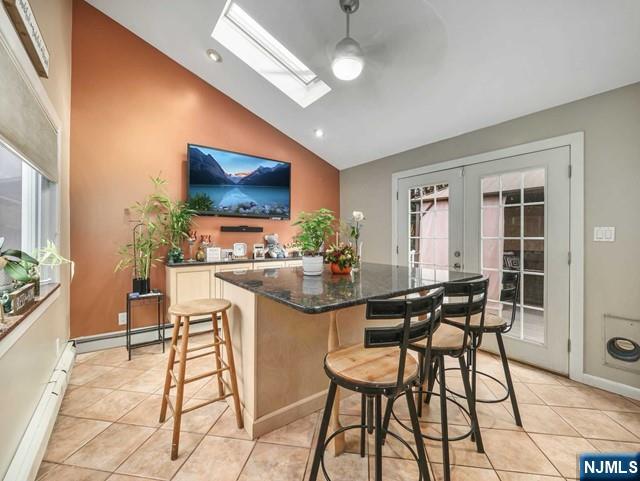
[215,262,482,314]
[167,256,301,268]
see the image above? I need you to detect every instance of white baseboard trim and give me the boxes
[3,342,75,481]
[73,319,214,354]
[581,373,640,401]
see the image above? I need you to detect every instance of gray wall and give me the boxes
[341,82,640,388]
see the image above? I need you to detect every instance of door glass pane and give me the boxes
[482,176,499,206]
[482,239,499,269]
[503,206,521,237]
[524,169,545,203]
[501,172,522,205]
[410,214,420,237]
[523,307,544,344]
[482,207,499,237]
[483,269,500,301]
[524,205,544,237]
[523,273,544,308]
[407,182,449,269]
[481,168,546,344]
[523,239,544,272]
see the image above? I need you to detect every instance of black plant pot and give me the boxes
[132,277,150,294]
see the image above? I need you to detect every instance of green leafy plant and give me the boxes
[0,236,38,283]
[116,176,168,279]
[324,243,356,269]
[292,208,335,256]
[187,192,213,212]
[163,201,196,248]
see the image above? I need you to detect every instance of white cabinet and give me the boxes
[166,259,301,309]
[214,263,253,298]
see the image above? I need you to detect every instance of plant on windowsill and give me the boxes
[292,208,335,276]
[0,236,39,289]
[324,243,356,275]
[28,240,73,296]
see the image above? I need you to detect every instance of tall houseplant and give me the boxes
[116,176,167,294]
[292,208,335,275]
[162,200,196,263]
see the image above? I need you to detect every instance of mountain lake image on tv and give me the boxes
[188,144,291,219]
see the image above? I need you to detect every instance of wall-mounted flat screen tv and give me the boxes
[187,144,291,219]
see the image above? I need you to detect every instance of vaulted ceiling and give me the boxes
[86,0,640,169]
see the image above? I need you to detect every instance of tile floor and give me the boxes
[38,334,640,481]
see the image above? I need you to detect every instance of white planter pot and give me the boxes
[302,255,324,276]
[0,270,13,291]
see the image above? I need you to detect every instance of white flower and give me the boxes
[352,211,365,222]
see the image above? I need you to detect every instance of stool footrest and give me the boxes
[181,393,234,414]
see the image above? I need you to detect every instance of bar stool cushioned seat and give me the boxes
[325,344,419,389]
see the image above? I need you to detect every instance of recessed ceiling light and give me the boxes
[206,48,222,62]
[314,128,324,139]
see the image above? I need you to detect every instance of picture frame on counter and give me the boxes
[253,244,265,259]
[206,247,222,262]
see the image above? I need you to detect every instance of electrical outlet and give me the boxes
[118,312,127,326]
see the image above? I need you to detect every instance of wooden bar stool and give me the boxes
[159,298,243,460]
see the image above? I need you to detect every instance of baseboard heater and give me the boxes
[74,317,213,354]
[3,342,75,481]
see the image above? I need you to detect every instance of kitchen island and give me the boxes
[215,262,480,454]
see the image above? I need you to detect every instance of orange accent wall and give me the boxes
[70,0,340,338]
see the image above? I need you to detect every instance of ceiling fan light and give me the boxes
[332,36,364,81]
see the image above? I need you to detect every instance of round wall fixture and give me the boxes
[606,337,640,362]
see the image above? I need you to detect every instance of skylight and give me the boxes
[212,1,330,108]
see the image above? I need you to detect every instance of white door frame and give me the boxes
[391,133,584,382]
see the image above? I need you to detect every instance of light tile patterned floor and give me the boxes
[38,334,640,481]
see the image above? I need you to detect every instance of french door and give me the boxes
[397,168,463,273]
[396,147,571,374]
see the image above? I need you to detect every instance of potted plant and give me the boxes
[161,200,196,263]
[29,241,73,296]
[292,208,335,276]
[0,236,39,288]
[116,176,167,294]
[325,243,357,275]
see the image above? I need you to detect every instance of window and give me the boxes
[212,1,331,108]
[0,141,58,283]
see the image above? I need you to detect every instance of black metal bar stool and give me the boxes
[383,277,488,481]
[308,289,445,481]
[441,272,522,427]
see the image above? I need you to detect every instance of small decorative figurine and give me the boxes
[265,233,286,258]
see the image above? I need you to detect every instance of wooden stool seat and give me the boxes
[444,313,506,330]
[413,323,469,352]
[168,298,231,317]
[325,344,419,389]
[159,298,242,460]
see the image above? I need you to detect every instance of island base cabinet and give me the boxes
[221,281,368,439]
